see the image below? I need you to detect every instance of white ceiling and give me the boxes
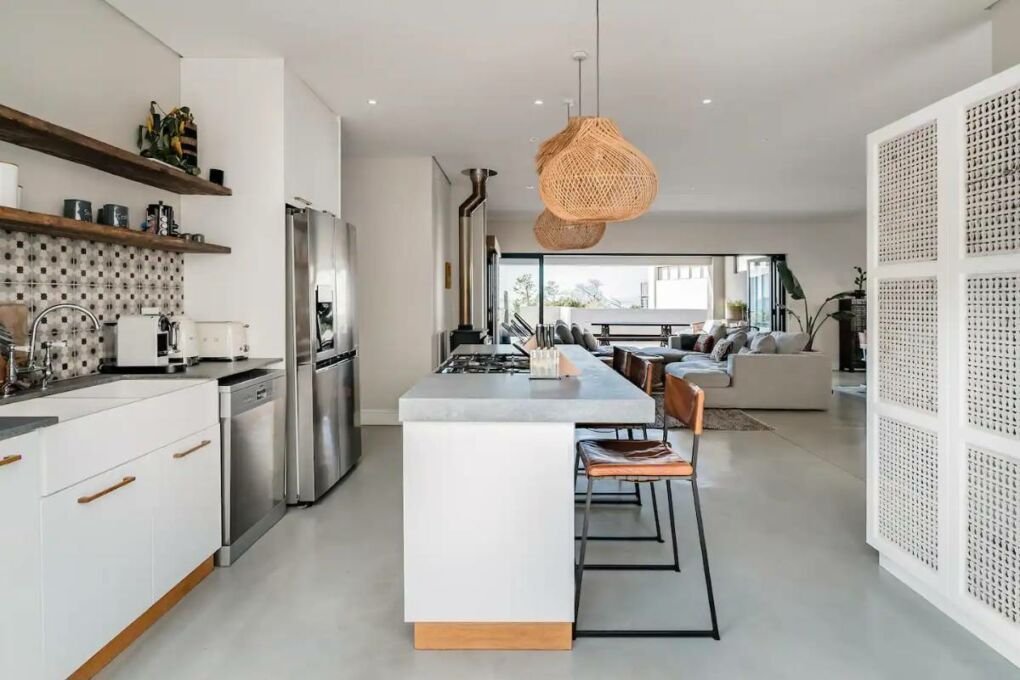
[109,0,993,215]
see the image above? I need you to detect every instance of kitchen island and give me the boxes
[398,344,654,650]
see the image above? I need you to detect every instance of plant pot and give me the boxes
[853,290,865,299]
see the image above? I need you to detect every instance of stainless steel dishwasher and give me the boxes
[215,369,287,566]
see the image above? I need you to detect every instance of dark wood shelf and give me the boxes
[0,104,232,196]
[0,207,231,254]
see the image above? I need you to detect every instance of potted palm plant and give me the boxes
[776,261,855,351]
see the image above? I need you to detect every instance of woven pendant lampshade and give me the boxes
[533,209,606,251]
[535,116,589,175]
[539,116,658,223]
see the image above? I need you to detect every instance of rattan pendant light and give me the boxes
[533,67,606,251]
[538,0,658,223]
[533,209,606,250]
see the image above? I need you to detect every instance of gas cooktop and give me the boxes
[436,352,530,375]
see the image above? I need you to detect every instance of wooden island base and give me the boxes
[414,623,572,651]
[70,556,215,679]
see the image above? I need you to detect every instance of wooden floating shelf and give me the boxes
[0,104,232,196]
[0,207,231,254]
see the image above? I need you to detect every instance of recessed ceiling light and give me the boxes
[701,98,712,105]
[367,99,377,105]
[534,99,544,106]
[526,185,535,190]
[529,136,538,143]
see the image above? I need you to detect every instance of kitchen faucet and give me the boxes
[1,303,101,396]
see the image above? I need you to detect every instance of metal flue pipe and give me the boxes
[457,168,496,329]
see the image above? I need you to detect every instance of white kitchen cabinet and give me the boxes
[153,424,222,596]
[0,432,43,680]
[41,454,155,680]
[284,67,340,214]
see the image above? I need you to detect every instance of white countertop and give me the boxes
[398,344,654,423]
[0,379,212,424]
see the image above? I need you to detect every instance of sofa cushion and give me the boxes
[633,347,688,364]
[693,333,716,353]
[570,323,586,346]
[664,361,732,388]
[582,329,600,352]
[772,331,809,354]
[554,321,574,344]
[749,333,777,354]
[710,338,735,361]
[725,330,749,353]
[703,320,728,337]
[671,333,700,351]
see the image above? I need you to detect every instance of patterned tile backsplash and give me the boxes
[0,229,184,381]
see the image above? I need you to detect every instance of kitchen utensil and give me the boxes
[0,163,17,208]
[63,198,93,221]
[98,203,129,227]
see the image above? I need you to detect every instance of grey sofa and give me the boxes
[640,326,832,410]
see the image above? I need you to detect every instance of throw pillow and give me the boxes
[749,333,777,354]
[703,320,728,337]
[693,333,716,354]
[554,322,574,344]
[710,338,734,362]
[675,333,699,351]
[570,323,586,346]
[772,331,809,354]
[738,347,753,355]
[582,329,599,352]
[725,330,749,353]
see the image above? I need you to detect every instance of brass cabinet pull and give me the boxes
[173,439,212,460]
[77,476,136,504]
[0,454,23,467]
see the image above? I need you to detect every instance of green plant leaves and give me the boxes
[776,260,804,300]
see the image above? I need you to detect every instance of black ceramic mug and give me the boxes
[63,198,92,222]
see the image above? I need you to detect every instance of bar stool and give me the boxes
[574,347,644,508]
[573,374,720,640]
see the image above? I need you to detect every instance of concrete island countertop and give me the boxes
[399,344,654,423]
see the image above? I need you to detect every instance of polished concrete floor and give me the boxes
[101,378,1014,679]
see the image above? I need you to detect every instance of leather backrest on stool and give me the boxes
[612,346,632,375]
[664,374,705,435]
[627,355,657,395]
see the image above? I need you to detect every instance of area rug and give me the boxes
[653,393,774,431]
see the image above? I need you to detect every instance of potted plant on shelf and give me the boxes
[137,101,200,176]
[776,261,855,351]
[853,266,867,298]
[725,299,748,321]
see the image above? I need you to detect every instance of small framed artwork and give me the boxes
[445,262,452,289]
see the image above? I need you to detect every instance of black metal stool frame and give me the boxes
[573,414,720,639]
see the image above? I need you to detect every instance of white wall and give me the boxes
[489,212,867,364]
[343,157,437,421]
[992,0,1020,72]
[180,59,287,357]
[0,0,180,223]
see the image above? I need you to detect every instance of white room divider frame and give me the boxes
[867,63,1020,668]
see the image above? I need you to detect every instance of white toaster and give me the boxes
[196,321,250,360]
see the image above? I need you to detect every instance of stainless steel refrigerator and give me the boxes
[285,207,360,504]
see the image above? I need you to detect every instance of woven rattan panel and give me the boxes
[878,122,938,264]
[967,446,1020,624]
[966,85,1020,256]
[878,278,939,413]
[966,273,1020,439]
[878,417,940,571]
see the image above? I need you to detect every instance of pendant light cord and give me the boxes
[595,0,600,116]
[577,55,583,117]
